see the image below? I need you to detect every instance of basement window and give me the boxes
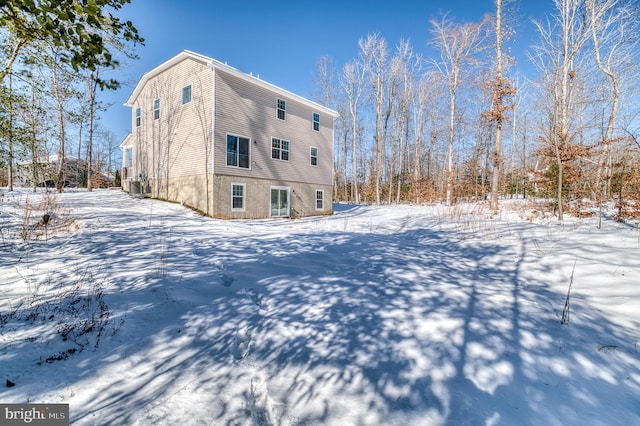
[231,183,245,211]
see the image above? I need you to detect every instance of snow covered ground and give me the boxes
[0,189,638,425]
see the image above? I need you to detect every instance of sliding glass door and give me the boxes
[270,187,289,217]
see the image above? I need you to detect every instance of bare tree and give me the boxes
[6,70,15,190]
[86,69,98,191]
[411,73,427,203]
[313,56,345,200]
[411,70,443,203]
[491,0,505,211]
[360,34,392,205]
[586,0,636,143]
[532,0,590,220]
[340,58,367,203]
[45,44,80,193]
[485,0,517,212]
[430,14,488,206]
[389,39,416,204]
[509,74,532,199]
[102,130,119,177]
[312,55,336,109]
[16,59,50,191]
[585,0,639,200]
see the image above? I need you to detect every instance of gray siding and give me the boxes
[211,175,333,219]
[129,57,212,183]
[127,57,213,209]
[124,51,336,219]
[213,70,333,186]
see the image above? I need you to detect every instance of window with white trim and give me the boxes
[271,137,290,161]
[271,186,289,217]
[226,134,250,168]
[231,183,245,211]
[135,107,141,127]
[182,84,192,105]
[312,112,320,131]
[153,98,160,120]
[310,146,318,166]
[125,148,133,167]
[276,98,286,120]
[315,190,324,210]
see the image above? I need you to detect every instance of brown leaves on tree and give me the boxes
[482,75,517,124]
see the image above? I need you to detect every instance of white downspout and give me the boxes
[210,63,216,175]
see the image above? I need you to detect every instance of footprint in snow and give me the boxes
[231,328,252,361]
[217,273,234,287]
[245,375,276,425]
[243,289,270,310]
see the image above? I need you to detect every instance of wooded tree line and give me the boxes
[0,0,142,192]
[314,0,640,219]
[1,1,638,221]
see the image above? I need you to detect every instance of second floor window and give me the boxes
[271,137,289,161]
[153,98,160,120]
[182,85,192,105]
[310,147,318,166]
[313,112,320,131]
[277,98,286,120]
[227,134,250,168]
[135,107,141,127]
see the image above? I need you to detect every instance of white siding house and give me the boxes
[120,50,338,219]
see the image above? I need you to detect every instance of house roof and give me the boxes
[119,132,133,149]
[124,50,339,118]
[16,154,79,166]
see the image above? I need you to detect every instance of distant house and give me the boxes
[120,50,339,219]
[15,155,85,188]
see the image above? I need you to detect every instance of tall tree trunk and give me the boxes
[587,0,621,201]
[446,84,456,206]
[490,0,504,212]
[8,72,14,192]
[53,63,66,193]
[351,108,359,203]
[342,128,348,200]
[396,114,408,203]
[87,72,98,192]
[412,92,425,204]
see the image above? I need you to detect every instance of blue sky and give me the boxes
[101,0,554,146]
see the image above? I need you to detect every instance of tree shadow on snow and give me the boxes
[3,201,638,425]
